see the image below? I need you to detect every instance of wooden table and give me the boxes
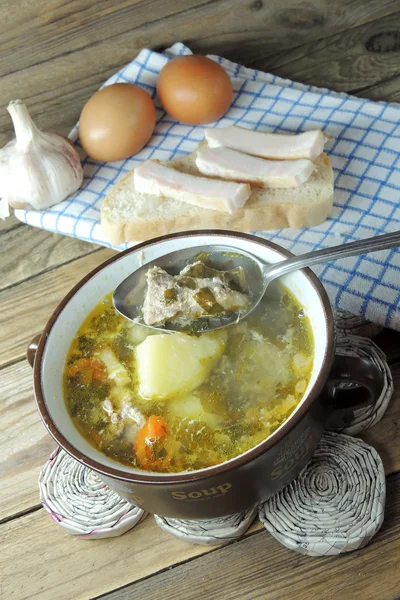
[1,1,400,598]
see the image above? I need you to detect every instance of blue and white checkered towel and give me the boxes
[14,43,400,329]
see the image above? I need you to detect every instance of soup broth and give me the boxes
[64,281,314,473]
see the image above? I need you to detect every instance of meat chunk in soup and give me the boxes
[142,261,249,326]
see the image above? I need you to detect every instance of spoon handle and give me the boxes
[263,230,400,282]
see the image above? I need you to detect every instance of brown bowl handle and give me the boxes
[27,334,42,368]
[325,354,384,428]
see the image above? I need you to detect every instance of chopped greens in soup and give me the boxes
[64,281,314,473]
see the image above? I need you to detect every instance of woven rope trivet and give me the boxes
[258,431,386,557]
[334,310,383,338]
[154,507,258,546]
[328,334,394,435]
[39,448,147,538]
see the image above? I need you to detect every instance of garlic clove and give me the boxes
[0,100,83,215]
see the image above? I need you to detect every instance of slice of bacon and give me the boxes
[205,126,326,161]
[134,160,251,214]
[196,146,315,188]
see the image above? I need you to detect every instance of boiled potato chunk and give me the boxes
[169,393,223,429]
[126,322,158,346]
[135,331,226,400]
[169,393,204,418]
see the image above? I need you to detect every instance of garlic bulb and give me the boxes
[0,100,83,218]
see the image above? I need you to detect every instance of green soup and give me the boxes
[64,280,314,473]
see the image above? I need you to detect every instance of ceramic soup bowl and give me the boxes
[30,231,383,519]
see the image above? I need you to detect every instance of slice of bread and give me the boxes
[101,151,334,245]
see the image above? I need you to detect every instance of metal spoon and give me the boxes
[113,230,400,332]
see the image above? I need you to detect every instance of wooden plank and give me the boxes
[0,505,213,600]
[2,472,398,600]
[355,74,400,103]
[0,0,211,76]
[102,473,400,600]
[0,464,400,600]
[259,11,400,96]
[2,0,398,79]
[0,224,99,291]
[0,361,55,522]
[0,214,22,234]
[1,0,399,146]
[0,247,115,368]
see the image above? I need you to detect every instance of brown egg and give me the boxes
[79,83,156,162]
[157,55,233,125]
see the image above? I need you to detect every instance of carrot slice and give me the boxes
[67,358,107,383]
[134,416,169,469]
[144,415,168,440]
